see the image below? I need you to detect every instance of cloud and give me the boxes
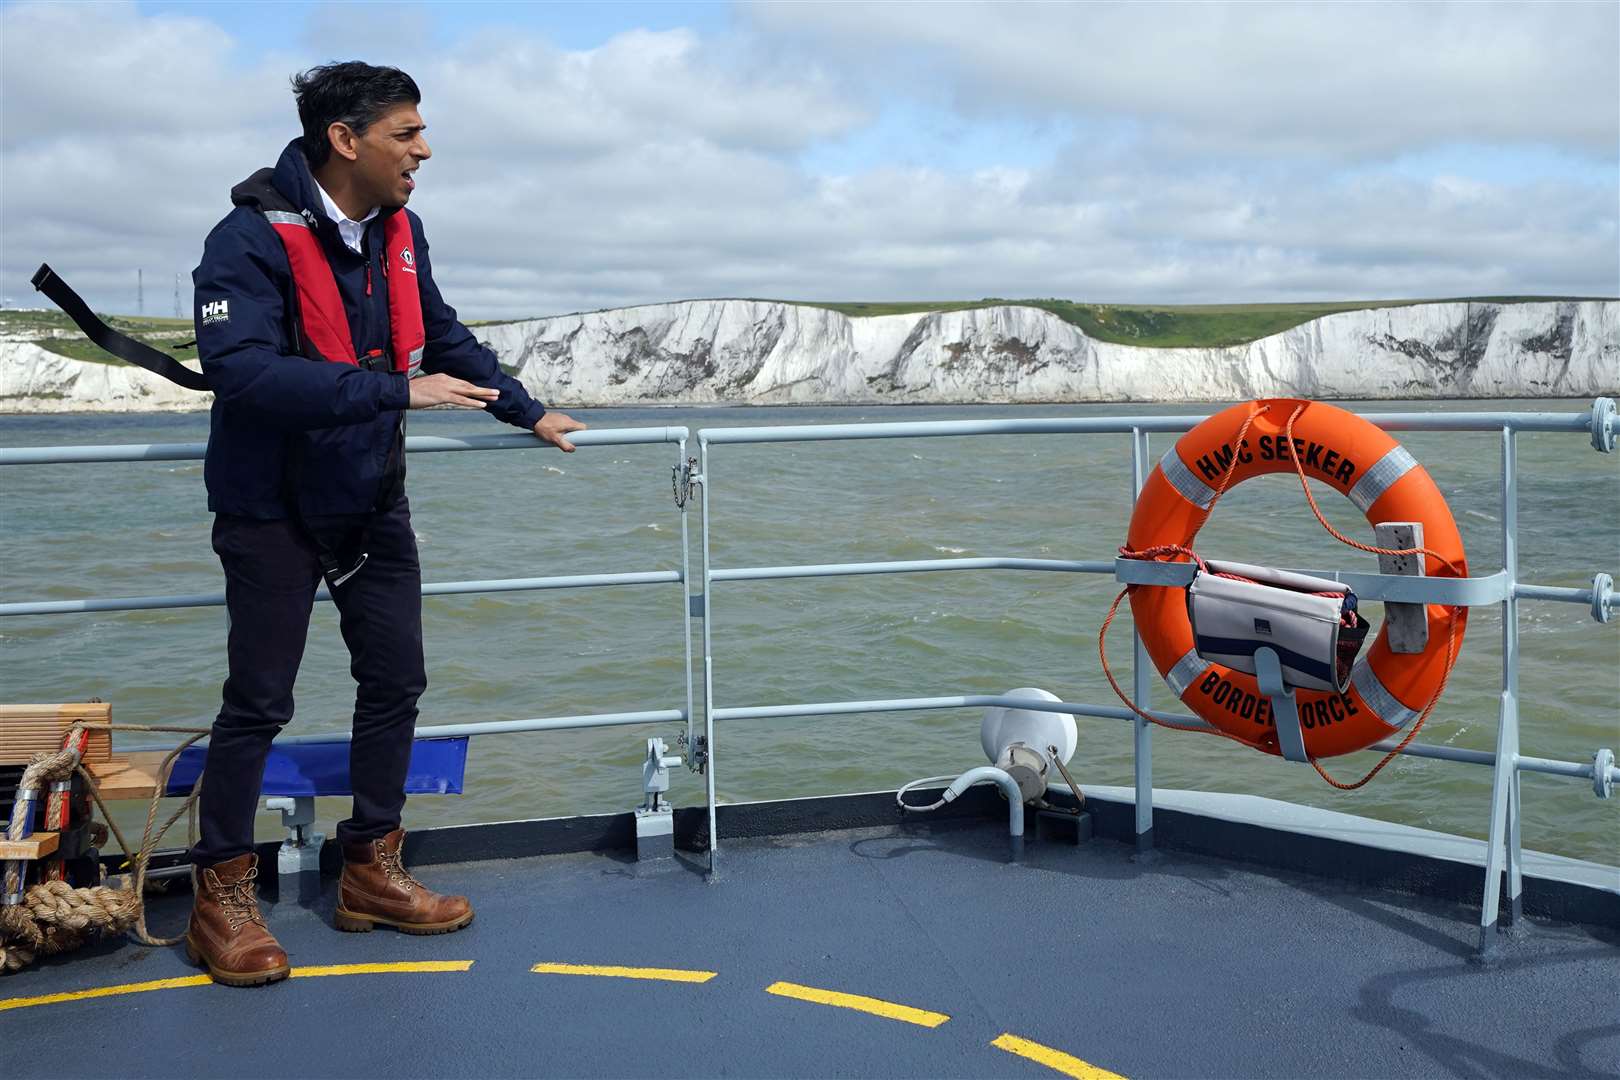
[0,3,303,311]
[0,3,866,314]
[0,1,1614,322]
[428,26,867,161]
[424,149,1615,315]
[742,0,1620,162]
[0,3,277,147]
[298,3,435,61]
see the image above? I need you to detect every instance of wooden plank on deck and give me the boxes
[0,832,59,860]
[0,703,112,765]
[84,752,170,801]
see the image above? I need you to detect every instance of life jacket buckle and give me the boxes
[326,552,368,589]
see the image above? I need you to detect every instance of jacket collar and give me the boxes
[270,139,400,239]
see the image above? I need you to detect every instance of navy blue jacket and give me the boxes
[193,140,545,518]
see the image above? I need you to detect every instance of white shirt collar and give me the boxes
[314,180,379,255]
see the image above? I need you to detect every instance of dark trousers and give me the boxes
[191,498,426,866]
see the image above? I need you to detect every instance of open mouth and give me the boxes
[402,169,417,192]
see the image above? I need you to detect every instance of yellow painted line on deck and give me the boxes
[764,980,949,1028]
[530,962,717,983]
[992,1033,1128,1079]
[0,960,473,1013]
[0,974,212,1013]
[291,960,474,978]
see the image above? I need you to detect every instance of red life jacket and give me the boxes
[263,208,424,376]
[230,168,424,375]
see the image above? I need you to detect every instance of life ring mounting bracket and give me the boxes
[1114,559,1509,606]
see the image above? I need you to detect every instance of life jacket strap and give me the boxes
[380,213,425,376]
[262,211,357,366]
[30,263,211,392]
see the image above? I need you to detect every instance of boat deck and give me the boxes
[3,807,1616,1079]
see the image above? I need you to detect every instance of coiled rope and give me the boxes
[1,721,209,973]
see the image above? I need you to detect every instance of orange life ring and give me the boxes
[1126,398,1468,759]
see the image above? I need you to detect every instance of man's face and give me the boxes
[349,103,431,209]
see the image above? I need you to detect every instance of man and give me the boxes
[185,61,582,987]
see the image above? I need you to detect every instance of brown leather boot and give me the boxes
[184,853,290,987]
[335,828,473,935]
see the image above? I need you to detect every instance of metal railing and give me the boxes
[3,399,1617,955]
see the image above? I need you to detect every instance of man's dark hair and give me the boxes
[291,62,421,169]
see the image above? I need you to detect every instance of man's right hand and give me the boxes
[408,373,501,410]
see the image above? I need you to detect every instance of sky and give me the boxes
[1,0,1616,320]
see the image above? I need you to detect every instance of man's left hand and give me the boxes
[533,411,586,452]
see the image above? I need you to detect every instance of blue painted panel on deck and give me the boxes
[164,737,468,797]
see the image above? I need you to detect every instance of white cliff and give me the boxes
[479,299,1617,405]
[2,301,1615,412]
[0,341,210,412]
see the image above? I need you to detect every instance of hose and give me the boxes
[896,767,1026,857]
[895,775,963,813]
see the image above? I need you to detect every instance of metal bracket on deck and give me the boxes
[1254,648,1309,763]
[264,796,323,901]
[672,458,701,508]
[680,732,709,775]
[1114,557,1511,606]
[1375,522,1427,653]
[635,737,681,861]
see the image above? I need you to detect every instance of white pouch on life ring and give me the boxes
[1186,561,1365,693]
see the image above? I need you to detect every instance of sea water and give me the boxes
[2,401,1616,864]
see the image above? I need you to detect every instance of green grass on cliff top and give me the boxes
[4,295,1608,366]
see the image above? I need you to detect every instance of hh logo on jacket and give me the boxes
[202,299,230,325]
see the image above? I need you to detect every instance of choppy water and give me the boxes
[2,401,1616,865]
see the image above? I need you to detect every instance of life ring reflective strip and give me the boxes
[1123,398,1468,760]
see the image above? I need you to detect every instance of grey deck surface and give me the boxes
[3,819,1617,1079]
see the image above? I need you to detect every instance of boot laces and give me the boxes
[209,865,266,933]
[377,843,423,893]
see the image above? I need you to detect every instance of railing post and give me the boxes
[1479,426,1523,955]
[1130,427,1155,853]
[677,438,697,760]
[697,438,720,880]
[1503,429,1524,926]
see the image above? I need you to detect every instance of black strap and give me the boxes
[280,435,371,591]
[30,263,211,392]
